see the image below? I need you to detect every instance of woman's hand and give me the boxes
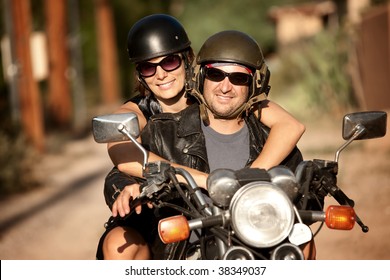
[111,183,142,217]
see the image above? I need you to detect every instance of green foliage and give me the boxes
[178,0,279,54]
[270,29,357,119]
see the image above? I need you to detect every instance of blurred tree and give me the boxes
[10,0,44,152]
[44,0,72,128]
[68,0,87,133]
[94,0,121,106]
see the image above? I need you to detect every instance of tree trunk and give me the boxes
[95,0,121,105]
[44,0,72,128]
[10,0,45,152]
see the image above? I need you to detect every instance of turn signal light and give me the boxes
[158,215,190,244]
[325,205,356,230]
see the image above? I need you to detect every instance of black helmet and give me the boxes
[127,14,191,63]
[191,30,270,120]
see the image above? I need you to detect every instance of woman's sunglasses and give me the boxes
[204,67,252,86]
[137,54,182,77]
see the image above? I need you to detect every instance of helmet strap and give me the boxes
[256,65,271,98]
[188,88,210,125]
[183,52,194,99]
[199,103,210,126]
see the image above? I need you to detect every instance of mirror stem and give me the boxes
[118,124,148,171]
[334,124,365,163]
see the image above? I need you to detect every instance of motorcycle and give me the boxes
[92,110,387,260]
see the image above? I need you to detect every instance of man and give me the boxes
[99,30,313,260]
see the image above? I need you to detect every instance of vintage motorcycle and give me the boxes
[92,110,387,260]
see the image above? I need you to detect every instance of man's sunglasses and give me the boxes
[137,54,182,77]
[204,67,252,86]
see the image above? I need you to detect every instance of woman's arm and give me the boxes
[251,100,305,170]
[107,101,147,168]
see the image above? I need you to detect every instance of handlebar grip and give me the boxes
[201,214,224,228]
[298,210,326,224]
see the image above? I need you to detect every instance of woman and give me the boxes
[100,14,305,260]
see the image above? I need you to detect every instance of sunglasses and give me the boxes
[205,67,252,86]
[137,54,182,77]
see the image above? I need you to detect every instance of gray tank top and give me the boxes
[201,121,250,172]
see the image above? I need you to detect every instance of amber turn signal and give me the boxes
[158,215,190,244]
[325,205,356,230]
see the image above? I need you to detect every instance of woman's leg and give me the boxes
[102,226,151,260]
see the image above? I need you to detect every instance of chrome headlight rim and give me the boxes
[230,182,295,248]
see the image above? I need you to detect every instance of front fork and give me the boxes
[212,205,227,259]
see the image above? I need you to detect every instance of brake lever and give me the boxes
[324,177,369,233]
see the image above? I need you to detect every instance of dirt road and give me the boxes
[0,136,112,259]
[0,113,389,260]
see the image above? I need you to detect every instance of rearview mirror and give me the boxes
[342,111,387,140]
[92,113,140,143]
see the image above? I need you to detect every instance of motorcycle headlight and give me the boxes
[207,169,240,207]
[230,182,294,248]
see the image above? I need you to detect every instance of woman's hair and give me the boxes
[134,47,195,117]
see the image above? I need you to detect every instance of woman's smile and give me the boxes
[157,79,175,90]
